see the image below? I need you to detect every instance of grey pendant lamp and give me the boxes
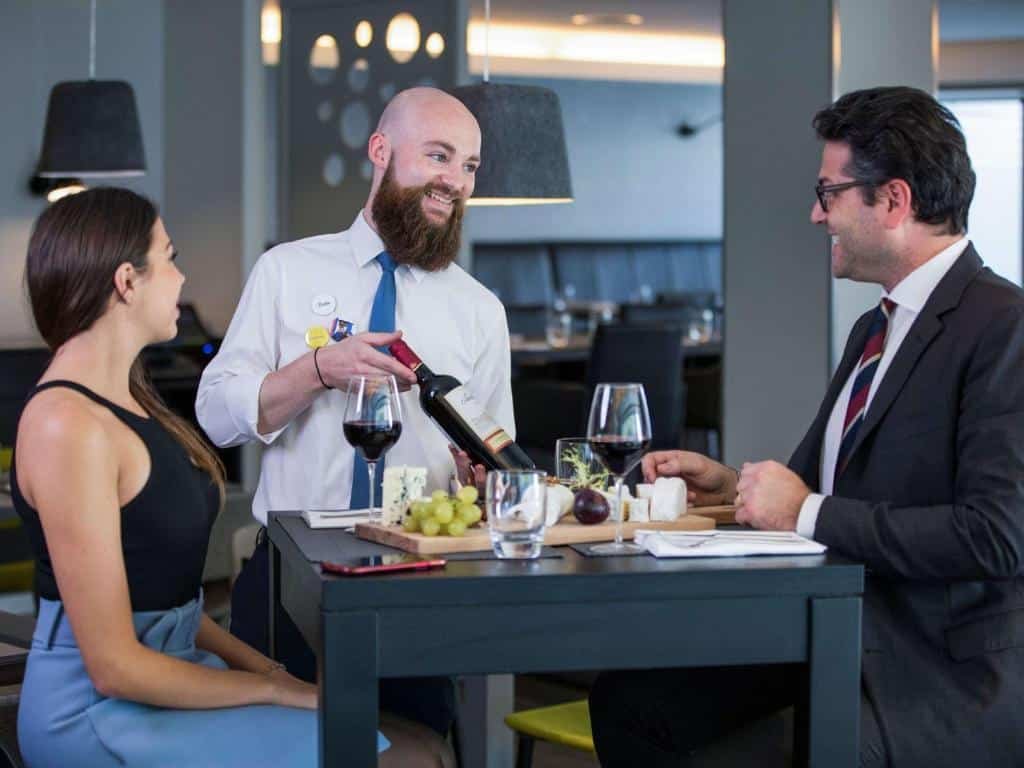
[451,0,572,206]
[35,0,146,180]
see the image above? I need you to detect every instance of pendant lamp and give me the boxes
[35,0,146,180]
[452,0,572,206]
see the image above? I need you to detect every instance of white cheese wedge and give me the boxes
[381,466,428,526]
[627,497,650,523]
[545,483,575,527]
[651,477,687,522]
[635,483,655,501]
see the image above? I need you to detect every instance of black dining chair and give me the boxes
[584,324,685,451]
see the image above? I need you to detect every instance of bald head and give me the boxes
[376,87,479,144]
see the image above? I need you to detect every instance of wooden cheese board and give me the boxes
[688,504,737,525]
[355,512,718,555]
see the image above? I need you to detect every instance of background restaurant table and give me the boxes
[268,511,864,768]
[510,334,722,367]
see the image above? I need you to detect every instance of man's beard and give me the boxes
[371,162,465,272]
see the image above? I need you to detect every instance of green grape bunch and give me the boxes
[402,486,483,537]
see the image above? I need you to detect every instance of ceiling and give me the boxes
[468,0,1024,42]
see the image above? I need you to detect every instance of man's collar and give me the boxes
[885,236,970,313]
[349,210,427,283]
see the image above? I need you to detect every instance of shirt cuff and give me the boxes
[218,372,284,446]
[796,493,825,540]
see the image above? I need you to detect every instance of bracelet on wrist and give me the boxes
[313,347,332,390]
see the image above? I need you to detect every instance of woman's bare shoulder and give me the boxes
[17,388,114,472]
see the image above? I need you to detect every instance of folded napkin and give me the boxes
[635,529,826,558]
[301,509,371,530]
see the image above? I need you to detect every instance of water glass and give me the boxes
[545,305,572,348]
[486,470,548,559]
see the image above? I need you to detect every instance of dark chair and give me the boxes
[511,379,588,473]
[0,349,52,447]
[585,324,685,451]
[683,360,723,459]
[0,611,34,768]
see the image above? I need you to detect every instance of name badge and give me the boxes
[311,294,336,316]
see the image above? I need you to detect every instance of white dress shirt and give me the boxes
[196,211,515,524]
[796,237,970,538]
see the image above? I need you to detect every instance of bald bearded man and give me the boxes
[197,88,516,743]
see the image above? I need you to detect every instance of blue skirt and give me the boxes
[18,593,389,767]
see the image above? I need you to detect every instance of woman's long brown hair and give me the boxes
[25,187,225,502]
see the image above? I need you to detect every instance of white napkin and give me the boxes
[301,509,372,529]
[635,529,826,558]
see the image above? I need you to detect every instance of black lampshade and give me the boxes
[36,80,146,178]
[451,83,573,205]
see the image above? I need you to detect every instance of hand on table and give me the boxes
[641,450,738,506]
[734,461,809,531]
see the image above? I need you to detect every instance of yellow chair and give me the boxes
[504,698,595,768]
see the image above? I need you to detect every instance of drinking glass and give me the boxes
[486,469,548,558]
[586,383,652,554]
[555,437,607,489]
[343,375,403,523]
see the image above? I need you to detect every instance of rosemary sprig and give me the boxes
[561,445,610,492]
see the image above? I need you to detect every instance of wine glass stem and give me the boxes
[613,476,624,545]
[367,461,378,522]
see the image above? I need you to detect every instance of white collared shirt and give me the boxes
[796,237,970,538]
[197,211,515,524]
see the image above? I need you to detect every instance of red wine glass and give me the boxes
[587,383,652,554]
[343,375,403,523]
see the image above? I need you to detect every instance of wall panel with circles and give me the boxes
[280,0,459,240]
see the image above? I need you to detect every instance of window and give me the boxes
[943,97,1023,286]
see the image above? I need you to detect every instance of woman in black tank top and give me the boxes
[11,188,397,767]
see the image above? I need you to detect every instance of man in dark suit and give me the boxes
[589,86,1024,767]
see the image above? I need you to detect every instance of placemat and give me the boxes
[569,542,652,558]
[277,515,562,563]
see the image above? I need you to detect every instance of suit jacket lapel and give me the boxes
[789,310,873,486]
[841,245,984,465]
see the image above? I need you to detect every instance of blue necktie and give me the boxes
[350,252,397,509]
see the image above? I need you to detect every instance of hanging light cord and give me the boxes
[483,0,490,83]
[89,0,96,79]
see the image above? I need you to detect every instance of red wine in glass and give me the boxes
[587,382,652,554]
[343,421,403,461]
[589,436,650,476]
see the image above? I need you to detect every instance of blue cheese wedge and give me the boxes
[381,466,428,526]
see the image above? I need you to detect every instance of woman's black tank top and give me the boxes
[10,381,218,611]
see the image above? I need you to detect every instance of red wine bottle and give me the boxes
[389,339,535,471]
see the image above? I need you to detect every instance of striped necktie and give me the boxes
[350,251,396,509]
[834,298,896,485]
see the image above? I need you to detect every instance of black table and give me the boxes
[268,512,864,767]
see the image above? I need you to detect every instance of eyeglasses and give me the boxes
[815,180,870,213]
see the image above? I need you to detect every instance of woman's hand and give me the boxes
[267,668,318,710]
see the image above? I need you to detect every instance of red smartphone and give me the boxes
[321,554,447,576]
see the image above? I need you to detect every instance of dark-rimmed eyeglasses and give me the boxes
[815,180,870,213]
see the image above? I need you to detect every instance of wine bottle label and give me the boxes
[442,385,513,454]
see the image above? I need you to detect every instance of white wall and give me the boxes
[463,77,723,243]
[0,0,164,347]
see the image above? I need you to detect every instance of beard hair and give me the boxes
[370,161,465,272]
